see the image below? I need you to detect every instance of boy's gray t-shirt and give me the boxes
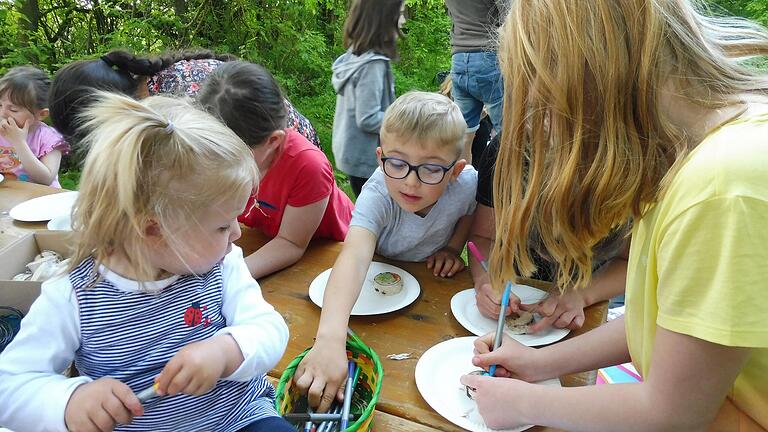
[350,166,478,262]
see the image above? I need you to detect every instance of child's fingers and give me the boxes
[475,290,499,318]
[103,391,136,426]
[448,259,464,276]
[473,333,495,355]
[528,305,564,333]
[426,255,434,269]
[293,367,313,393]
[307,377,329,412]
[88,406,118,432]
[166,366,193,395]
[111,382,143,417]
[571,314,585,329]
[433,256,446,276]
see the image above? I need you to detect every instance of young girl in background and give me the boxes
[0,92,292,432]
[462,0,768,430]
[332,0,404,196]
[49,50,319,148]
[199,61,354,279]
[0,66,68,186]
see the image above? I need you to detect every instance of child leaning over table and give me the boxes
[293,91,477,412]
[0,66,69,187]
[0,92,292,432]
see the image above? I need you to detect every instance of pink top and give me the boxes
[0,122,69,187]
[238,129,354,241]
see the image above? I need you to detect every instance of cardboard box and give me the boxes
[0,231,73,314]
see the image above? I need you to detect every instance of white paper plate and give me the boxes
[415,336,561,432]
[308,262,420,315]
[451,288,570,347]
[47,213,73,230]
[0,173,4,183]
[9,191,78,222]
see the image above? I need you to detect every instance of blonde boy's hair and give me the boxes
[491,0,768,291]
[381,91,466,155]
[67,91,258,281]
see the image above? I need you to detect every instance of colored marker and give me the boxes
[467,241,489,272]
[136,382,159,403]
[487,281,512,376]
[285,413,359,422]
[340,361,356,430]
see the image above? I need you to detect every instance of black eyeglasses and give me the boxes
[380,155,457,185]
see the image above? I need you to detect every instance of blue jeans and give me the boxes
[238,415,295,432]
[451,51,504,133]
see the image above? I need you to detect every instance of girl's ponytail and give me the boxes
[102,49,236,78]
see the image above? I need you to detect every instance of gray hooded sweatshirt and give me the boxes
[331,50,395,178]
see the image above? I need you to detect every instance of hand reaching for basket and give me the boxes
[294,338,350,412]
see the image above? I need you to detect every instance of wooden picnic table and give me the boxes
[1,178,761,431]
[239,227,606,432]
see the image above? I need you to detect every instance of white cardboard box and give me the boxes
[0,231,73,313]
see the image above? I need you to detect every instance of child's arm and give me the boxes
[426,213,473,278]
[464,320,750,431]
[353,61,388,133]
[467,203,524,317]
[293,226,378,412]
[0,119,62,185]
[156,246,289,396]
[524,247,628,332]
[245,197,330,279]
[0,276,142,432]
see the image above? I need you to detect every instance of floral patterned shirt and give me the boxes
[147,59,320,149]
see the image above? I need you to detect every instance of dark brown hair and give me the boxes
[100,49,236,77]
[197,61,287,147]
[49,49,235,144]
[0,66,51,113]
[343,0,404,59]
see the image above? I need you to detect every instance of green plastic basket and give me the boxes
[275,330,383,431]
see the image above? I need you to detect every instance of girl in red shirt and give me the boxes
[199,61,354,278]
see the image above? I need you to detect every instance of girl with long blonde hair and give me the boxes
[461,0,768,430]
[0,92,293,432]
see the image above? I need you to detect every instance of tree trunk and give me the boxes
[174,0,187,17]
[18,0,39,49]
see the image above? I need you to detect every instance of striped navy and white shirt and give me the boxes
[0,246,289,432]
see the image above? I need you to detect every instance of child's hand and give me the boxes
[426,247,465,277]
[475,280,521,319]
[471,332,544,382]
[64,377,144,432]
[459,373,529,430]
[0,117,30,147]
[293,340,349,412]
[156,338,229,397]
[521,289,586,333]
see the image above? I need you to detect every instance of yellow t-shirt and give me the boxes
[626,112,768,428]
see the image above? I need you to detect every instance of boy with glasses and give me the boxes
[293,92,477,412]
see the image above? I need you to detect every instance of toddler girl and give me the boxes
[0,66,68,186]
[0,92,292,432]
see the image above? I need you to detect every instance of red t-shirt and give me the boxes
[239,129,353,241]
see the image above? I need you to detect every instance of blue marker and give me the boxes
[487,281,512,376]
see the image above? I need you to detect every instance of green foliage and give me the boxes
[0,0,452,197]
